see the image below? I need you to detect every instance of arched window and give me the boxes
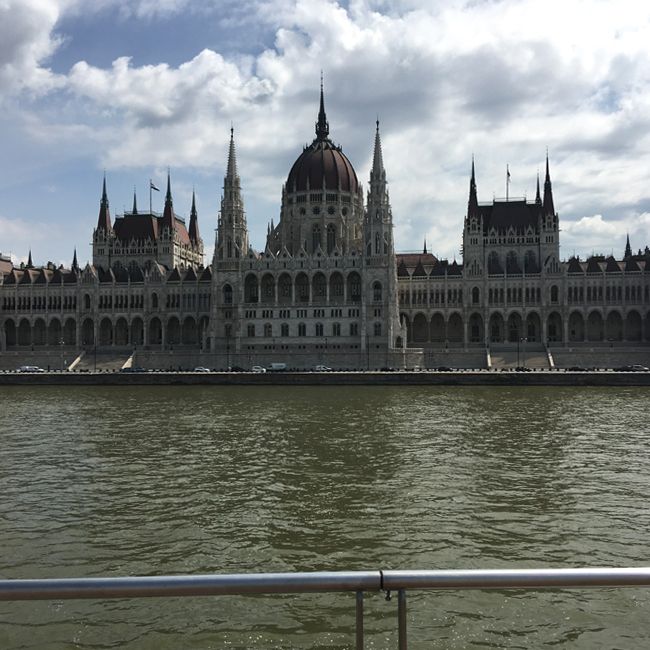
[312,224,321,251]
[472,287,480,304]
[374,322,382,336]
[524,250,536,272]
[373,282,382,302]
[332,322,341,336]
[281,323,289,337]
[327,224,336,253]
[550,285,559,303]
[375,233,380,254]
[227,238,232,258]
[152,293,159,309]
[315,322,324,336]
[506,251,519,274]
[264,323,272,337]
[298,323,306,337]
[222,284,233,305]
[247,323,255,337]
[488,251,501,274]
[84,294,91,310]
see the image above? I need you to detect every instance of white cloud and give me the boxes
[5,0,650,261]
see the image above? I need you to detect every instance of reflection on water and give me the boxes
[1,386,650,648]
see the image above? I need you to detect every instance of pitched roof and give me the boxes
[480,199,541,233]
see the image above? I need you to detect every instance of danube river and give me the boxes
[1,386,649,649]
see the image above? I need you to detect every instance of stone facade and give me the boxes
[1,88,649,368]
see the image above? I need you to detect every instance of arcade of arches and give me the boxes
[400,309,650,345]
[3,315,210,349]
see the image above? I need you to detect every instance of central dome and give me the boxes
[285,86,359,194]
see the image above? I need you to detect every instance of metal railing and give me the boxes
[2,567,650,649]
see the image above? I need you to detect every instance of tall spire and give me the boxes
[372,119,385,176]
[189,190,200,243]
[423,238,428,255]
[315,73,329,141]
[468,157,479,218]
[132,186,138,214]
[535,170,541,205]
[162,169,175,233]
[27,249,33,268]
[72,248,79,271]
[227,126,239,180]
[625,233,632,258]
[543,152,555,215]
[96,174,112,231]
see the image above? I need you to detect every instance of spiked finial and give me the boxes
[165,169,172,203]
[315,74,329,140]
[371,118,385,179]
[543,151,555,215]
[468,156,479,218]
[625,233,632,258]
[188,190,200,244]
[162,169,175,233]
[227,126,239,179]
[423,238,428,255]
[72,248,78,271]
[96,174,112,231]
[132,187,138,214]
[27,249,33,268]
[535,170,541,205]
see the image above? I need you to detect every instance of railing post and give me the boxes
[356,590,364,649]
[398,588,407,649]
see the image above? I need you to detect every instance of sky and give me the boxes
[2,0,650,269]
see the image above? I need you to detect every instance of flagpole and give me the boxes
[149,179,152,216]
[506,164,510,202]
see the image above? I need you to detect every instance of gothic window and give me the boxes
[488,251,501,274]
[235,238,241,258]
[506,251,519,274]
[375,233,380,254]
[224,324,232,339]
[332,322,341,337]
[315,322,324,337]
[350,323,358,336]
[222,284,233,305]
[524,250,536,273]
[373,282,382,302]
[281,323,289,337]
[312,224,321,251]
[152,293,158,309]
[374,322,382,337]
[247,324,255,337]
[84,294,91,310]
[327,224,336,253]
[472,287,480,305]
[550,285,559,303]
[298,322,306,337]
[264,323,272,337]
[227,238,232,258]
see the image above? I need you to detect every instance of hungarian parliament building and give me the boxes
[1,88,649,368]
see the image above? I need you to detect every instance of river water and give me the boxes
[1,386,649,648]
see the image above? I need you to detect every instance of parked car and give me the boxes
[193,367,212,372]
[435,366,453,372]
[614,365,649,372]
[313,365,331,371]
[17,365,45,373]
[251,365,266,373]
[229,365,246,372]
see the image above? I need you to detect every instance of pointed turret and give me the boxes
[624,233,632,259]
[216,127,248,261]
[189,190,200,243]
[535,171,541,205]
[372,119,385,177]
[467,157,479,219]
[27,249,33,268]
[543,153,555,215]
[315,76,329,141]
[423,238,428,255]
[162,170,175,233]
[96,174,112,231]
[132,187,138,214]
[72,248,78,271]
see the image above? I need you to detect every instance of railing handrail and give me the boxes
[3,567,650,601]
[5,568,650,649]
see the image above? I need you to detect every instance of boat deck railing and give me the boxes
[2,567,650,649]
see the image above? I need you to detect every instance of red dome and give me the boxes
[286,139,359,194]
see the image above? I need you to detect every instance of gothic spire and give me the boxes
[96,174,112,231]
[423,238,428,255]
[132,187,138,214]
[226,126,239,180]
[535,170,541,205]
[189,190,200,244]
[315,75,329,141]
[468,157,479,218]
[27,249,33,268]
[371,119,385,178]
[543,152,555,216]
[625,233,632,258]
[72,248,79,271]
[162,169,175,233]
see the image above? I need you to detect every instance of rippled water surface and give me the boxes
[1,385,650,648]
